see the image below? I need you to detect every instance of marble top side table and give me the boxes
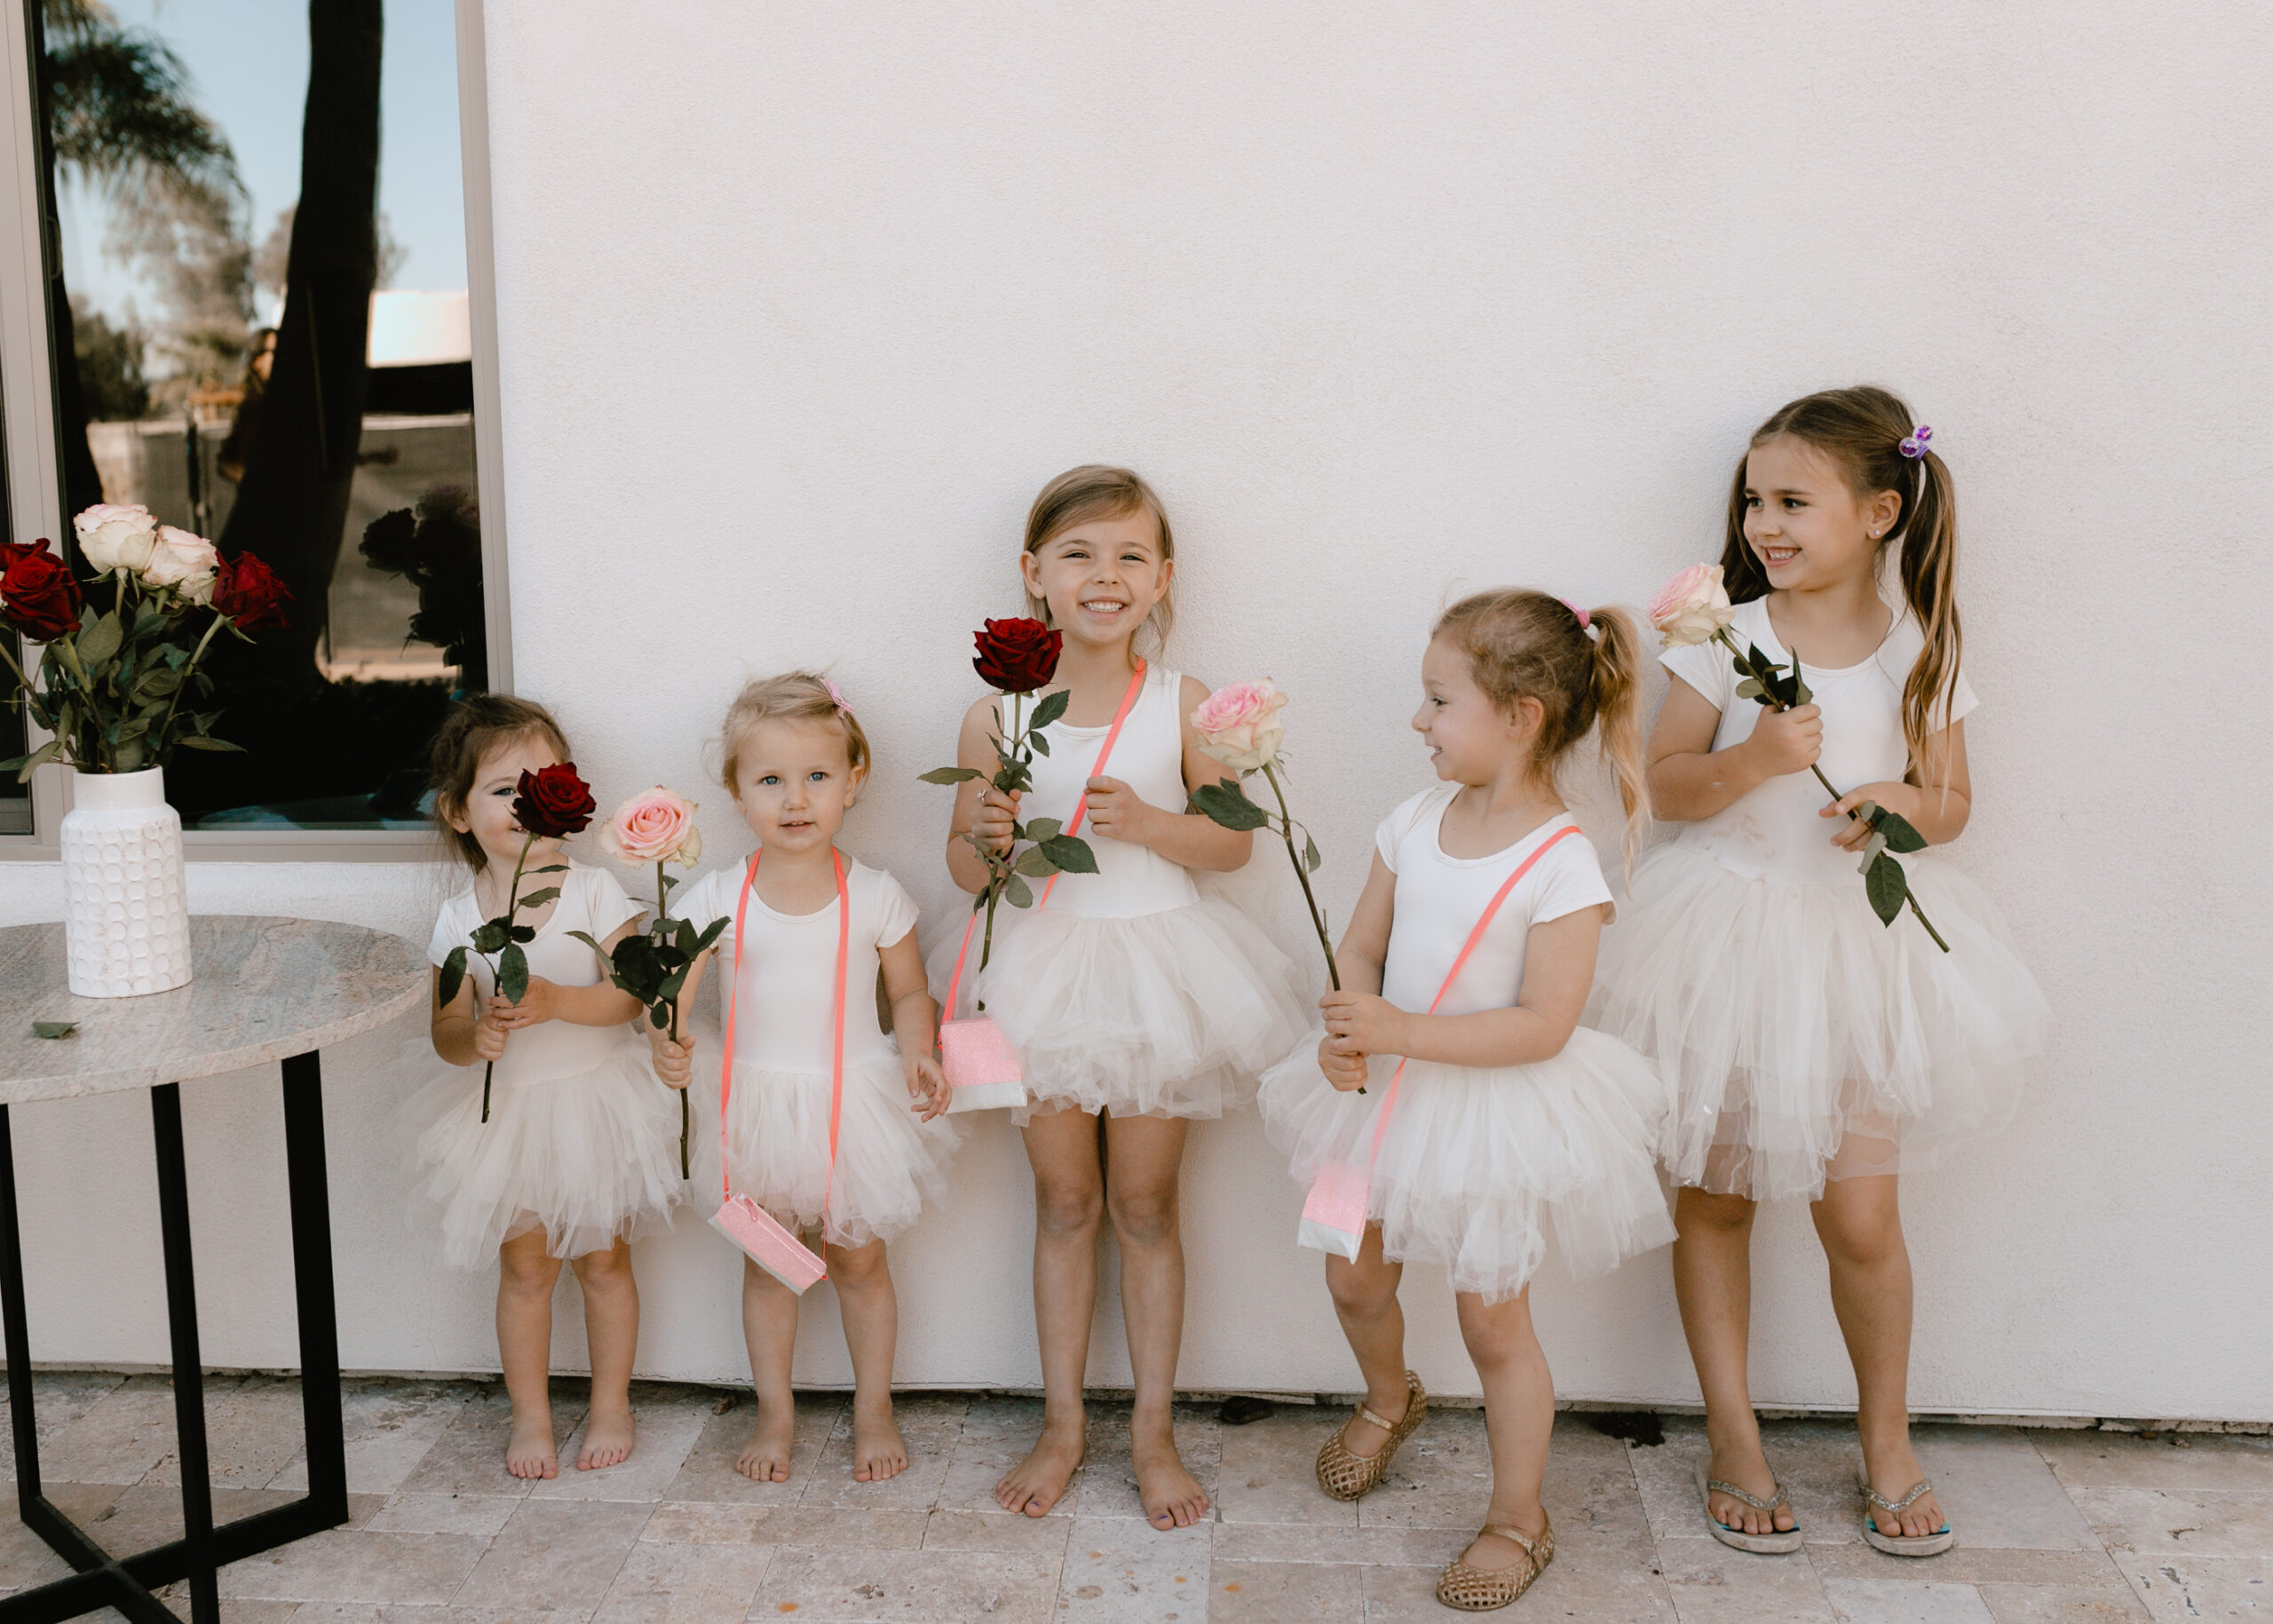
[0,916,425,1624]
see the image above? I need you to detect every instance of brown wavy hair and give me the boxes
[717,670,873,794]
[428,693,574,873]
[1432,590,1651,866]
[1723,385,1963,789]
[1021,464,1176,655]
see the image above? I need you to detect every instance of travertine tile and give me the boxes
[748,1543,1062,1622]
[930,1395,1049,1517]
[35,1374,202,1485]
[395,1385,546,1501]
[919,1508,1075,1556]
[213,1529,489,1604]
[450,1499,652,1612]
[1822,1577,1999,1622]
[1657,1533,1837,1623]
[796,1393,967,1511]
[531,1398,707,1504]
[2032,1433,2273,1496]
[2114,1555,2273,1622]
[147,1375,310,1490]
[1056,1514,1208,1622]
[1066,1404,1223,1523]
[1810,1547,2133,1587]
[1976,1583,2150,1623]
[270,1381,467,1497]
[588,1538,774,1624]
[1913,1427,2103,1553]
[639,1501,924,1549]
[1214,1401,1353,1529]
[72,1483,378,1556]
[656,1397,839,1509]
[1208,1521,1461,1566]
[0,1371,127,1482]
[1354,1405,1496,1532]
[1209,1559,1368,1622]
[365,1493,524,1539]
[2069,1488,2273,1560]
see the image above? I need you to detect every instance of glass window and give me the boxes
[19,0,491,832]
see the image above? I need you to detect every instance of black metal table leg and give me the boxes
[0,1052,354,1624]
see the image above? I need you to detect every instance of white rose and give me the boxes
[1646,563,1733,649]
[144,526,220,604]
[73,503,157,574]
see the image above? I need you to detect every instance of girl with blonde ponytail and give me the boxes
[1592,387,2047,1559]
[1255,588,1674,1611]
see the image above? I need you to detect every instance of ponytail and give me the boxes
[1897,448,1961,795]
[1586,605,1652,868]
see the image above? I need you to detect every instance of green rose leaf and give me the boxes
[1025,817,1063,842]
[1864,852,1907,927]
[1192,780,1269,831]
[919,766,985,785]
[437,945,469,1007]
[1873,810,1928,853]
[693,917,729,952]
[507,924,536,944]
[1014,845,1058,877]
[1734,677,1767,702]
[1029,688,1071,731]
[469,921,510,954]
[32,1020,76,1040]
[566,929,605,956]
[528,864,569,875]
[1304,832,1323,874]
[174,734,242,751]
[497,941,531,1003]
[1003,873,1035,910]
[1037,833,1098,875]
[517,887,561,910]
[76,614,123,670]
[1789,660,1812,705]
[649,1003,671,1030]
[1026,730,1051,757]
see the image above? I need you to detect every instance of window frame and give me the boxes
[0,0,512,863]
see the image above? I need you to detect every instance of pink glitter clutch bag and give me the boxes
[709,851,849,1295]
[1296,825,1582,1260]
[937,911,1026,1113]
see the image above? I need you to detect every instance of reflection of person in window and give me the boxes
[218,327,277,484]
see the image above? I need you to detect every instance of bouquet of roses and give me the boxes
[0,504,291,779]
[920,618,1100,994]
[570,788,725,1177]
[435,763,595,1121]
[1649,564,1948,951]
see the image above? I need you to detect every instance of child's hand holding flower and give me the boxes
[1320,988,1406,1058]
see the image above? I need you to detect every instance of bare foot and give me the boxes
[1862,1436,1946,1540]
[994,1413,1084,1517]
[1458,1506,1548,1573]
[1132,1422,1208,1531]
[577,1403,635,1471]
[1705,1442,1795,1537]
[851,1404,908,1482]
[505,1411,558,1480]
[736,1400,796,1483]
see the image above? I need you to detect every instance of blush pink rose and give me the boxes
[1647,562,1732,648]
[143,525,220,603]
[1192,678,1289,773]
[602,787,702,867]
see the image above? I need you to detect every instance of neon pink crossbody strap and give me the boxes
[1365,821,1583,1168]
[943,659,1149,1017]
[719,850,851,1221]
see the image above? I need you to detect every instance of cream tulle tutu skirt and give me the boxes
[1256,1025,1675,1301]
[941,897,1309,1121]
[403,1041,683,1269]
[1588,842,2047,1203]
[723,1049,960,1248]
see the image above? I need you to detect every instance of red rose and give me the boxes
[971,617,1063,693]
[512,762,596,838]
[211,551,292,630]
[0,541,84,644]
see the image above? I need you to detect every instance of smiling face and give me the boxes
[1018,508,1172,655]
[729,717,865,855]
[1741,434,1904,592]
[444,731,566,872]
[1413,635,1542,785]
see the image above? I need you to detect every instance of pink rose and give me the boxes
[1192,678,1289,773]
[143,525,220,603]
[1647,563,1732,648]
[601,787,702,867]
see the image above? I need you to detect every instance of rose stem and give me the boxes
[660,858,688,1177]
[479,828,536,1122]
[1260,763,1339,991]
[152,609,228,760]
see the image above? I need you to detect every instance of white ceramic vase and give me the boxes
[60,765,192,997]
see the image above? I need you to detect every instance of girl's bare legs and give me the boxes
[497,1231,565,1479]
[1452,1287,1556,1572]
[1101,1113,1206,1530]
[568,1240,639,1470]
[827,1236,907,1481]
[739,1258,802,1481]
[1673,1184,1796,1536]
[996,1105,1105,1516]
[1812,1172,1945,1538]
[1322,1223,1411,1457]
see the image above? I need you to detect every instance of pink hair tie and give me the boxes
[822,678,853,717]
[1558,598,1591,630]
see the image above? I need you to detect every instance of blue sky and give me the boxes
[58,0,468,323]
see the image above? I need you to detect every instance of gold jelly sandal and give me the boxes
[1859,1473,1956,1557]
[1697,1462,1803,1554]
[1315,1370,1427,1501]
[1436,1517,1554,1612]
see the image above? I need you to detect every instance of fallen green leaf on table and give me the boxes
[31,1021,76,1040]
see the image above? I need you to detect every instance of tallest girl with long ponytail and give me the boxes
[939,466,1307,1530]
[1594,387,2047,1557]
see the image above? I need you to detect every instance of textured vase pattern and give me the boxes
[60,768,192,998]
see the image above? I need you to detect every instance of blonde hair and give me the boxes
[717,671,872,791]
[1432,590,1651,865]
[427,693,574,874]
[1021,463,1176,654]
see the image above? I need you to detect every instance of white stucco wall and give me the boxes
[4,2,2268,1420]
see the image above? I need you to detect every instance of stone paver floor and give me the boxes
[2,1373,2269,1621]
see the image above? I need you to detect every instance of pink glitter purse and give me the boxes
[707,850,849,1295]
[1299,823,1582,1261]
[938,661,1147,1114]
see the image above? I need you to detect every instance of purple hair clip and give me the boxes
[1899,424,1933,459]
[1558,597,1591,630]
[822,677,853,717]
